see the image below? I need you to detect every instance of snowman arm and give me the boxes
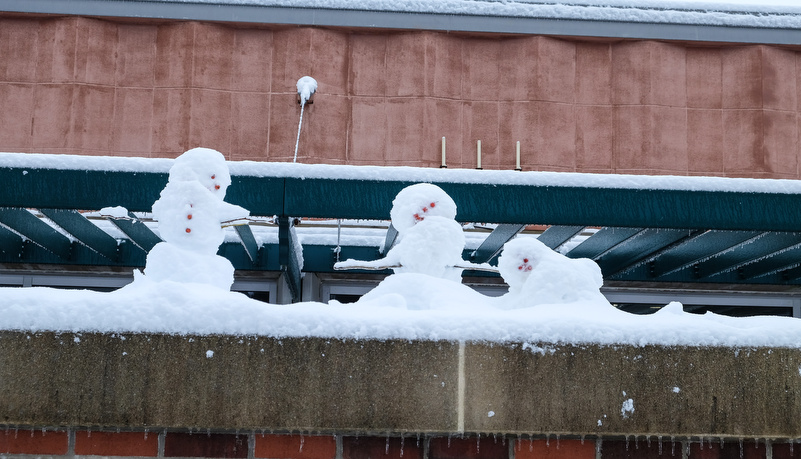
[334,259,500,273]
[451,261,499,273]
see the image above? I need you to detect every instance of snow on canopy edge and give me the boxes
[154,0,801,29]
[3,152,801,195]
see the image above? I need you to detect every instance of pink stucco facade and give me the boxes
[1,14,800,178]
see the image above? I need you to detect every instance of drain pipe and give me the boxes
[294,76,317,163]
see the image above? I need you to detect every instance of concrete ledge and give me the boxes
[1,332,800,438]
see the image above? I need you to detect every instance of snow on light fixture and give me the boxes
[293,76,317,163]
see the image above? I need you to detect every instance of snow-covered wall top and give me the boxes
[156,0,801,29]
[4,152,801,195]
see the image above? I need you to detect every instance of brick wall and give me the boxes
[1,13,800,178]
[1,429,798,459]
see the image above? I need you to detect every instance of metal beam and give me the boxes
[108,214,162,252]
[234,225,260,264]
[0,208,72,259]
[278,216,302,302]
[694,232,801,280]
[380,224,398,255]
[536,225,585,250]
[565,227,643,260]
[0,224,24,259]
[40,209,120,261]
[600,228,699,278]
[649,230,764,278]
[470,224,525,264]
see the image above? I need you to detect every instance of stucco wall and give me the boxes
[1,331,801,440]
[0,14,800,178]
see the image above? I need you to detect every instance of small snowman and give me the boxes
[142,147,249,290]
[335,183,491,282]
[497,236,606,306]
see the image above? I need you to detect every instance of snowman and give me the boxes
[335,183,492,282]
[496,236,606,306]
[141,147,249,290]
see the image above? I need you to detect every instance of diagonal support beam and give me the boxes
[234,224,260,264]
[0,207,72,260]
[109,213,162,252]
[470,224,525,264]
[278,216,302,303]
[380,223,398,255]
[40,209,120,261]
[0,224,24,259]
[536,225,585,250]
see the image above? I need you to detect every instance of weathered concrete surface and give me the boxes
[1,332,801,438]
[0,332,459,433]
[465,342,801,438]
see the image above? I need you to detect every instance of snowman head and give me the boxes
[169,148,232,200]
[497,237,552,291]
[390,183,457,233]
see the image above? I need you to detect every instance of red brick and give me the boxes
[0,429,68,455]
[689,440,766,459]
[773,442,801,459]
[597,438,675,458]
[254,434,336,459]
[516,439,595,459]
[75,431,159,456]
[429,436,508,459]
[342,435,423,459]
[164,432,248,458]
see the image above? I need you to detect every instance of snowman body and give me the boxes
[143,148,248,290]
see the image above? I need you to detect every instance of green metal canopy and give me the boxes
[3,163,801,302]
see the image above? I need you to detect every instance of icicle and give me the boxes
[476,434,480,453]
[625,435,629,451]
[386,434,390,454]
[144,428,148,439]
[300,434,305,453]
[791,439,795,456]
[580,435,585,445]
[556,434,560,449]
[417,433,421,448]
[740,438,744,459]
[658,436,663,455]
[647,436,651,448]
[448,434,452,448]
[400,435,404,458]
[700,436,704,449]
[529,436,534,452]
[87,427,91,438]
[671,436,676,456]
[207,428,211,437]
[546,434,550,447]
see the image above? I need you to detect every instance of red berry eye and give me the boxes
[211,175,216,179]
[523,258,528,263]
[214,184,220,190]
[423,207,428,212]
[518,265,523,270]
[430,202,436,208]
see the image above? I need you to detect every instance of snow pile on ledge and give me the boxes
[1,278,800,348]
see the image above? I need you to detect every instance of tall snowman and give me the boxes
[335,183,491,282]
[142,147,249,290]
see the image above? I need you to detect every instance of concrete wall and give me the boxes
[1,14,800,178]
[2,331,800,441]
